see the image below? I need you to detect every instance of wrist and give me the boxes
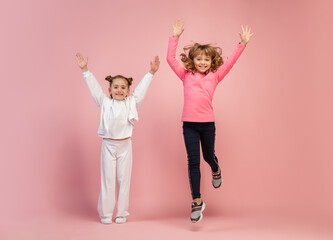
[81,67,88,72]
[240,41,247,46]
[149,70,155,75]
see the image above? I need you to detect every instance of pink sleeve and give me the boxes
[166,36,186,81]
[217,43,246,82]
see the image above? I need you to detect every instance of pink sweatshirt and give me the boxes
[167,36,245,122]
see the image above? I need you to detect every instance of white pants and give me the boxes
[97,138,132,219]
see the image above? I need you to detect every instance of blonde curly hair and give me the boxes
[180,43,224,73]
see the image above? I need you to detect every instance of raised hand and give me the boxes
[149,56,160,75]
[239,25,254,46]
[172,20,184,38]
[76,53,88,72]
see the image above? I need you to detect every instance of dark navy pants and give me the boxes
[182,122,219,199]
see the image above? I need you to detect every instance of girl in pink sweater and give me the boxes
[167,21,253,223]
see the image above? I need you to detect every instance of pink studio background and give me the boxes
[1,0,333,238]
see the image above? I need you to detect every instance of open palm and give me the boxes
[76,53,88,70]
[172,20,184,38]
[150,56,160,74]
[239,25,254,45]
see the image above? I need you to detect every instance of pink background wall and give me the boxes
[1,0,332,225]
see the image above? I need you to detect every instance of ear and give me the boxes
[108,87,111,94]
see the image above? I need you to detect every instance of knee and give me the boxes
[202,154,214,163]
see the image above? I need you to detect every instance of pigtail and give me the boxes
[105,75,112,83]
[127,77,133,86]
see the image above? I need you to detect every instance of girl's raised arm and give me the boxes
[167,21,186,80]
[216,26,253,81]
[133,56,159,108]
[76,53,105,108]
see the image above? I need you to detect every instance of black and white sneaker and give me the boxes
[190,201,206,223]
[212,165,222,188]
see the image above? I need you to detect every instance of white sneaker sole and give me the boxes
[115,217,127,224]
[101,218,112,224]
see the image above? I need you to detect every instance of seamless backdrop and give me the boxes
[0,0,332,227]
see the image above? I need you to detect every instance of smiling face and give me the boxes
[108,78,129,101]
[193,53,212,74]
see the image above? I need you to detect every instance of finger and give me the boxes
[76,56,81,63]
[174,20,178,27]
[242,25,244,33]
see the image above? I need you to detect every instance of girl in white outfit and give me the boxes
[76,53,160,224]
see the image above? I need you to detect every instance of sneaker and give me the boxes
[115,216,127,224]
[212,165,222,188]
[100,217,112,224]
[190,201,205,223]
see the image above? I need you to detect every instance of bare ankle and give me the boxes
[193,198,201,204]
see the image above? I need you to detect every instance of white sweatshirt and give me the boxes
[83,71,153,139]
